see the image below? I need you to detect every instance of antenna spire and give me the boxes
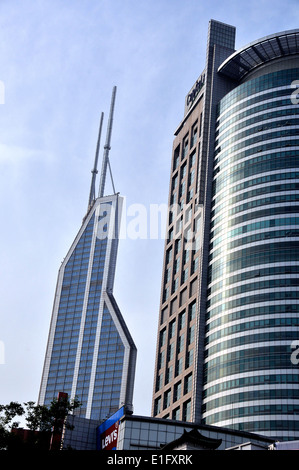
[88,112,104,210]
[98,86,117,198]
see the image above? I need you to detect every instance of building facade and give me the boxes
[38,88,137,422]
[152,20,299,442]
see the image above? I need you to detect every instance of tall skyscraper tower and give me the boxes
[152,20,299,442]
[38,87,137,422]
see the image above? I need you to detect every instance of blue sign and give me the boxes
[96,406,125,450]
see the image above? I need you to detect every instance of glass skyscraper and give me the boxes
[38,88,137,421]
[152,20,299,442]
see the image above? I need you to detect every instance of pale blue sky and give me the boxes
[0,0,298,418]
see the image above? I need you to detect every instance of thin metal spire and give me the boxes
[88,112,104,209]
[98,86,117,198]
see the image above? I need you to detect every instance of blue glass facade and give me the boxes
[203,68,299,440]
[39,194,136,421]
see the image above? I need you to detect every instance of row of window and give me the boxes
[173,120,200,172]
[206,303,299,328]
[207,276,299,308]
[160,398,192,422]
[206,316,299,345]
[216,127,299,170]
[153,373,193,419]
[204,345,295,383]
[213,156,299,200]
[213,151,299,198]
[206,330,299,357]
[204,403,299,425]
[204,387,299,412]
[211,230,299,264]
[208,289,299,320]
[203,372,299,398]
[209,241,299,285]
[215,90,297,144]
[211,181,299,219]
[216,107,299,154]
[207,265,299,297]
[211,216,299,248]
[209,418,299,435]
[217,103,299,147]
[157,343,195,386]
[217,97,296,142]
[211,193,299,230]
[208,264,299,298]
[212,170,299,206]
[217,68,299,117]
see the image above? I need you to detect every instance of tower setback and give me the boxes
[39,88,136,421]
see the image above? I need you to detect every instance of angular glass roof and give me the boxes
[218,29,299,81]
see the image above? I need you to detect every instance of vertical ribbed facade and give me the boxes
[39,194,136,421]
[152,20,299,442]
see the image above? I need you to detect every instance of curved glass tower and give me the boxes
[204,66,299,439]
[153,21,299,442]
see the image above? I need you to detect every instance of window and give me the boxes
[172,407,180,420]
[174,381,182,401]
[182,267,189,284]
[173,145,180,171]
[184,373,193,394]
[172,175,178,190]
[180,180,186,197]
[192,256,199,274]
[182,399,192,422]
[190,150,196,168]
[189,301,196,321]
[189,169,195,185]
[177,333,185,353]
[186,349,194,368]
[158,350,165,369]
[165,365,173,384]
[174,257,180,275]
[172,277,179,293]
[161,307,167,325]
[179,311,186,330]
[163,286,169,302]
[166,247,173,265]
[160,328,166,347]
[183,248,190,265]
[164,389,171,409]
[176,357,183,376]
[191,122,198,148]
[168,342,175,361]
[182,137,189,159]
[156,373,163,391]
[169,320,176,339]
[154,396,162,415]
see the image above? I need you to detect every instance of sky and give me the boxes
[0,0,298,420]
